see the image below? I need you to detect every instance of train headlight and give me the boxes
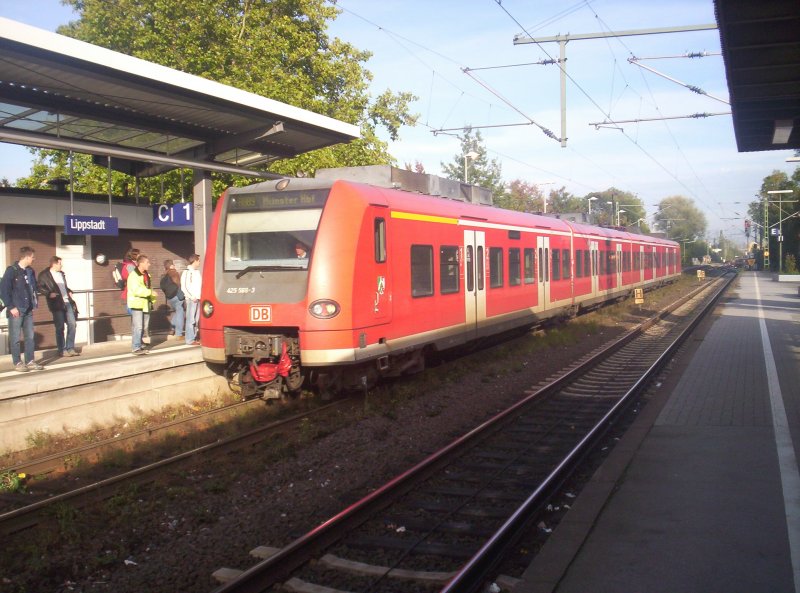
[201,300,215,318]
[309,299,340,319]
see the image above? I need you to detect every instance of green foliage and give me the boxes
[440,128,505,201]
[654,195,707,241]
[17,0,417,198]
[785,254,798,274]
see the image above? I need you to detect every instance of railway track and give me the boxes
[211,273,735,593]
[0,397,353,535]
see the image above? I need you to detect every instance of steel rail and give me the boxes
[0,399,351,535]
[441,272,736,592]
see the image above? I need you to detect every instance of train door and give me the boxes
[371,213,392,323]
[464,230,486,336]
[590,240,599,296]
[639,245,645,283]
[616,243,623,289]
[537,236,550,310]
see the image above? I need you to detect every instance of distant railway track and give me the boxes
[211,273,735,593]
[0,398,353,536]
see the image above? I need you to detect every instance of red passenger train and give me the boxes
[199,172,680,398]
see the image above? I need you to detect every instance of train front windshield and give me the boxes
[224,208,322,271]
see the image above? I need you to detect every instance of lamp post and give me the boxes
[617,209,626,227]
[463,151,479,184]
[766,189,796,273]
[587,196,597,216]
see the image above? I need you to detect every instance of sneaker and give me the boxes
[66,349,80,357]
[26,361,44,371]
[132,348,148,356]
[14,362,29,372]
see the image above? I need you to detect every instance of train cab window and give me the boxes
[440,246,460,294]
[509,248,521,286]
[489,247,504,288]
[524,248,535,284]
[411,245,433,297]
[466,245,474,292]
[552,249,561,281]
[224,208,321,272]
[374,218,386,263]
[575,250,583,278]
[562,249,571,280]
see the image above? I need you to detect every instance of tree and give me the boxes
[440,128,505,202]
[583,188,644,227]
[653,195,707,241]
[749,169,800,271]
[497,179,543,212]
[17,0,417,199]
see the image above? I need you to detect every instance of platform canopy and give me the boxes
[715,0,800,153]
[0,17,360,178]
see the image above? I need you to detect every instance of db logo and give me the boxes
[249,305,272,323]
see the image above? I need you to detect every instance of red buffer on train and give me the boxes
[199,167,680,399]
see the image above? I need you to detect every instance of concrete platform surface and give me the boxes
[514,271,800,593]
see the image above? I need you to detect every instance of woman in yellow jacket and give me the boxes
[126,254,157,355]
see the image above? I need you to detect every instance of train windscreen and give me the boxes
[224,208,322,271]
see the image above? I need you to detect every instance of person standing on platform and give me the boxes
[119,247,140,309]
[37,256,79,357]
[0,246,43,371]
[161,259,184,340]
[127,254,156,355]
[181,254,202,346]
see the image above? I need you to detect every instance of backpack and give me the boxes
[160,273,179,299]
[112,262,125,289]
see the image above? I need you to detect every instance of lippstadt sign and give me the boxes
[63,215,119,236]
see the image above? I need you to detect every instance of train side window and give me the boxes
[374,218,386,263]
[489,247,504,288]
[477,246,485,291]
[466,245,474,292]
[524,248,535,284]
[562,249,571,280]
[552,249,560,281]
[544,248,549,282]
[538,248,543,282]
[586,250,593,276]
[440,245,460,294]
[575,249,582,278]
[410,245,433,297]
[509,248,521,286]
[607,250,615,275]
[599,250,606,275]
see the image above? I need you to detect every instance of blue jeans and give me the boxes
[8,310,35,365]
[53,305,77,354]
[168,295,185,337]
[130,310,150,351]
[185,299,199,344]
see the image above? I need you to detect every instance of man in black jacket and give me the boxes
[0,246,42,371]
[37,256,78,357]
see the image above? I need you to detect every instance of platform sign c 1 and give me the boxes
[153,203,193,227]
[634,288,644,305]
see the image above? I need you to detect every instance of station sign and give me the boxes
[153,203,193,227]
[64,215,119,236]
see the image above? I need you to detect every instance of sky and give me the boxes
[1,0,797,246]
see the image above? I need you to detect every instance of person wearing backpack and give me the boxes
[127,254,157,355]
[118,248,140,308]
[0,246,43,371]
[161,259,184,340]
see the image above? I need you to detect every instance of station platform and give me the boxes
[0,333,225,453]
[514,271,800,593]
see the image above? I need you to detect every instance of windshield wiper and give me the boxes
[234,265,305,279]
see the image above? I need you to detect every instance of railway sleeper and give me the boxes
[318,553,457,585]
